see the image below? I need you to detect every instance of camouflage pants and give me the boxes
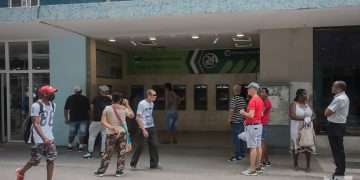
[97,133,127,173]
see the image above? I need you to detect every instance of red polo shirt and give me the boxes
[244,95,264,125]
[261,98,272,125]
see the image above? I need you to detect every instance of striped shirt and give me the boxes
[229,95,247,123]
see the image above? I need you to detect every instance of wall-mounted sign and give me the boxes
[127,49,259,74]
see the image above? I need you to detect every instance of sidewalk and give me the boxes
[1,141,359,180]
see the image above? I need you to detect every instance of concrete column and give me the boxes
[49,33,87,146]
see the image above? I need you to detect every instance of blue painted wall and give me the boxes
[49,34,87,146]
[1,0,360,22]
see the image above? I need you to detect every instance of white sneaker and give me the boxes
[242,169,259,176]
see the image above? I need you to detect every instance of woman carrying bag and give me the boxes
[94,92,135,177]
[289,89,316,172]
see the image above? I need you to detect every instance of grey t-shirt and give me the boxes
[137,100,155,128]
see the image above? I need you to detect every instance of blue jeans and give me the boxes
[231,123,246,158]
[165,111,178,132]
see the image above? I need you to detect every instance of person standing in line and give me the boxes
[83,85,112,159]
[260,88,272,166]
[130,89,160,169]
[64,86,90,152]
[289,89,315,172]
[163,83,180,144]
[324,81,350,179]
[94,92,134,177]
[240,82,264,176]
[227,84,247,162]
[16,85,58,180]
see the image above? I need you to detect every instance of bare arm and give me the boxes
[64,109,70,123]
[324,108,335,117]
[123,99,135,119]
[289,103,304,121]
[32,116,51,143]
[100,111,113,130]
[241,109,255,118]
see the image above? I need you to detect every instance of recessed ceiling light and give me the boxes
[149,36,157,41]
[108,38,116,42]
[213,37,219,44]
[236,33,245,37]
[130,41,137,46]
[192,35,200,39]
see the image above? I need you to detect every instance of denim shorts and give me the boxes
[69,121,88,137]
[245,124,263,148]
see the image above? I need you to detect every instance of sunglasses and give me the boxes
[151,94,157,97]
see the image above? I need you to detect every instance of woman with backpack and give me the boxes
[94,92,134,177]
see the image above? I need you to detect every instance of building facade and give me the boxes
[0,0,359,149]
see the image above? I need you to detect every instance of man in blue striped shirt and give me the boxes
[227,84,247,162]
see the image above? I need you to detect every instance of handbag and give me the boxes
[299,123,315,147]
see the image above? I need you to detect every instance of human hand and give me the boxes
[122,99,129,106]
[240,109,246,115]
[126,144,132,152]
[142,128,149,138]
[43,138,52,145]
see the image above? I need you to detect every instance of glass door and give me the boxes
[0,73,7,143]
[9,74,29,141]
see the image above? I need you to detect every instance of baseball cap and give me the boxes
[38,85,58,95]
[73,86,82,93]
[246,82,260,90]
[98,85,110,92]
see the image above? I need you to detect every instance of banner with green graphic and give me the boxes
[127,49,259,74]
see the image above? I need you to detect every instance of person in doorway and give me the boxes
[130,89,160,169]
[94,92,134,177]
[16,85,58,180]
[227,84,247,162]
[324,81,350,179]
[163,83,180,144]
[260,88,272,166]
[83,85,112,159]
[240,82,264,176]
[289,89,315,172]
[64,86,90,152]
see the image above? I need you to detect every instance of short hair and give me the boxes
[261,88,269,95]
[335,81,347,91]
[112,92,124,103]
[165,83,172,91]
[233,84,242,95]
[146,89,156,97]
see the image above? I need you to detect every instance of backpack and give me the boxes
[23,101,54,144]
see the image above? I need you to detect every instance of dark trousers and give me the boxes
[130,127,159,168]
[231,123,246,158]
[328,122,346,176]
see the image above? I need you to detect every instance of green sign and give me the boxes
[127,49,259,74]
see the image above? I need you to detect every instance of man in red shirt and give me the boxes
[260,88,272,167]
[240,82,264,176]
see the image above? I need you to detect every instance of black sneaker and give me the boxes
[227,156,242,162]
[94,171,105,177]
[115,170,124,177]
[263,161,271,167]
[67,145,73,151]
[78,147,85,153]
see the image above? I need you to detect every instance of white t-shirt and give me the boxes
[31,101,56,144]
[137,100,155,128]
[327,92,350,124]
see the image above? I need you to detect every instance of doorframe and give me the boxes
[0,40,50,142]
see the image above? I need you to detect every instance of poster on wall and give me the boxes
[262,84,290,125]
[127,49,259,74]
[96,49,123,79]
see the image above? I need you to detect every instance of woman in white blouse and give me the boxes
[289,89,315,172]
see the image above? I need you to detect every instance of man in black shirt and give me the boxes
[64,86,90,152]
[83,85,112,159]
